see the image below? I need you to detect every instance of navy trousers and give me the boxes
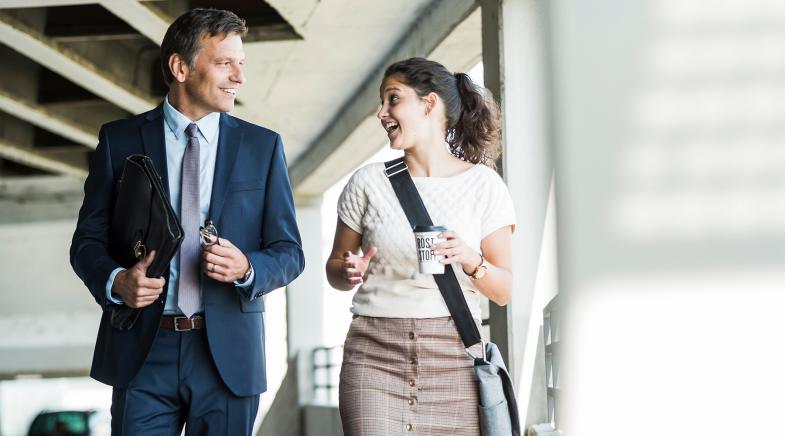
[111,327,259,436]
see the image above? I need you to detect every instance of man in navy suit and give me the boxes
[70,8,304,435]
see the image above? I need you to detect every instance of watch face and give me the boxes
[474,265,487,279]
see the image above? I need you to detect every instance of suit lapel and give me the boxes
[141,104,170,200]
[208,113,242,224]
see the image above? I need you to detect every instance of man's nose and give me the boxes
[232,65,246,85]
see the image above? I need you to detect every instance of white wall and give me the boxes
[0,220,98,376]
[549,0,785,434]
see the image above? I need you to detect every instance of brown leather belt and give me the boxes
[160,315,205,331]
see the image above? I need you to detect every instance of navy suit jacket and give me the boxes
[70,104,304,396]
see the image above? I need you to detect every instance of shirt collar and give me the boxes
[163,95,220,144]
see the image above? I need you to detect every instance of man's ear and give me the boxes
[168,53,189,83]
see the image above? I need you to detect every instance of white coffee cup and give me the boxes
[413,225,448,274]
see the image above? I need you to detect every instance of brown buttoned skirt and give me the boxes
[339,316,483,436]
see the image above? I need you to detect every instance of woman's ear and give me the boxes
[424,92,438,116]
[168,53,189,83]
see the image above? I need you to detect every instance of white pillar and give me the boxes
[481,0,557,428]
[286,197,327,406]
[287,198,325,358]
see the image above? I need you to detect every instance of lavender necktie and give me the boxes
[178,123,201,318]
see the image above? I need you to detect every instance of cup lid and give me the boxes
[413,225,447,233]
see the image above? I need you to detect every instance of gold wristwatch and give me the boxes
[467,254,487,280]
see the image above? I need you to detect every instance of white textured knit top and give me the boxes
[337,162,516,320]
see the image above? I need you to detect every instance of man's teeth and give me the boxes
[222,89,236,95]
[384,122,399,132]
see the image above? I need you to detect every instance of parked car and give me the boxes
[27,410,110,436]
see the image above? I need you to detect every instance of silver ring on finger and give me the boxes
[209,263,215,273]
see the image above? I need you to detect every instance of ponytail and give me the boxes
[451,73,501,168]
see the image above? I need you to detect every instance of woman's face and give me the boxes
[377,76,434,150]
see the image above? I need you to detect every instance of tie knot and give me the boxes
[185,123,199,139]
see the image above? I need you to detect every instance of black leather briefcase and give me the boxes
[108,155,183,330]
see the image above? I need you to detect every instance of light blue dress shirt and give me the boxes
[105,96,254,313]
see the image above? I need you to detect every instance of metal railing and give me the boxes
[311,345,343,405]
[543,295,560,430]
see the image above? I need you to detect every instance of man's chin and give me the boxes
[215,102,235,113]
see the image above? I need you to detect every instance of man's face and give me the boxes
[183,32,245,118]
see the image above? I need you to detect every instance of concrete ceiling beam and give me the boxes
[99,0,170,46]
[265,0,319,36]
[0,89,97,148]
[0,12,157,115]
[0,138,88,178]
[0,0,100,7]
[0,0,164,8]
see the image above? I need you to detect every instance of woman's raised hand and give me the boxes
[342,246,378,286]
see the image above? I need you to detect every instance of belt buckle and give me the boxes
[173,316,191,332]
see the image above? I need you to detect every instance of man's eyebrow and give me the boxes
[383,87,401,93]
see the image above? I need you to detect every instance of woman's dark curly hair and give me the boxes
[383,57,501,167]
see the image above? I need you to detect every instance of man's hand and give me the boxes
[112,250,165,308]
[202,238,250,283]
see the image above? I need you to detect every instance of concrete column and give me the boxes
[480,0,509,367]
[286,197,327,406]
[286,197,326,358]
[481,0,556,427]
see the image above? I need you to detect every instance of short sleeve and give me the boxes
[337,169,367,234]
[481,171,517,238]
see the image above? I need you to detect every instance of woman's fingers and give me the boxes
[439,252,464,263]
[434,247,452,257]
[434,246,465,257]
[433,239,459,251]
[343,259,365,278]
[440,256,459,265]
[343,269,363,279]
[344,263,364,284]
[439,230,460,241]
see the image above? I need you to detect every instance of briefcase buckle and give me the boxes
[133,240,147,259]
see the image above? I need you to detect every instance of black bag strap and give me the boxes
[384,157,483,349]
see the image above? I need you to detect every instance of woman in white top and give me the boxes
[326,57,516,436]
